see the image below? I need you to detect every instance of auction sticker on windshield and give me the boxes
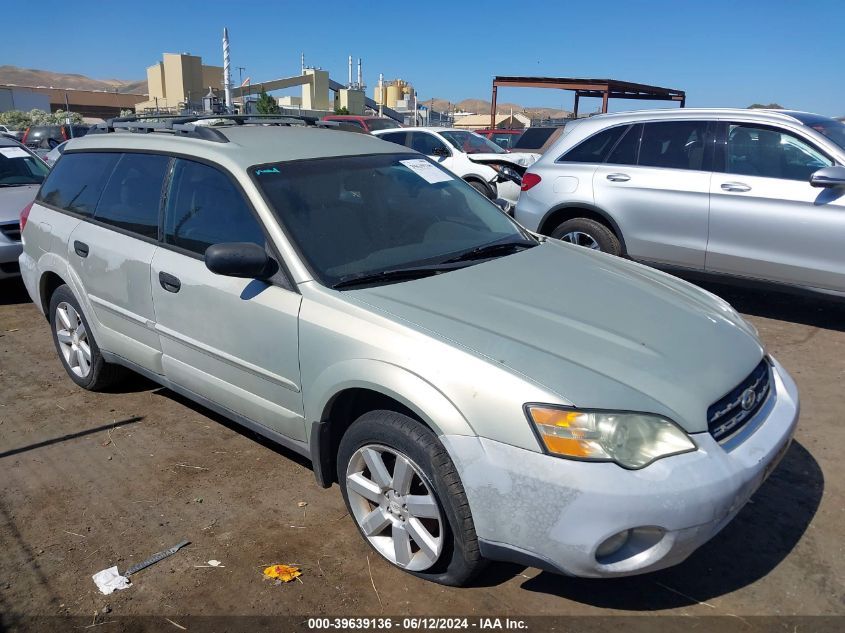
[0,147,29,159]
[400,159,453,184]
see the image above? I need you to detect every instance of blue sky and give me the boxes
[2,0,843,116]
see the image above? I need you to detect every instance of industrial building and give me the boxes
[134,53,224,113]
[0,84,146,119]
[452,113,531,130]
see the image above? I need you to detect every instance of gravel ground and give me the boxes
[0,276,843,627]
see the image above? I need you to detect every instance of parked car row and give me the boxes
[17,114,799,587]
[0,136,50,278]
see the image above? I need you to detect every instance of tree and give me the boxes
[255,90,280,115]
[334,106,350,115]
[748,103,784,109]
[0,110,32,130]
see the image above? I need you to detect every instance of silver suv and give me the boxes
[20,116,798,585]
[516,109,845,298]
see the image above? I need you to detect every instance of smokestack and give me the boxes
[348,55,353,87]
[222,27,232,109]
[378,73,384,117]
[301,52,305,74]
[357,58,362,89]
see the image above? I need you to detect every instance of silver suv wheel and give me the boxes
[54,301,92,378]
[345,444,444,571]
[560,230,600,250]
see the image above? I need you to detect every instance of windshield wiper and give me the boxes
[442,239,536,264]
[332,263,465,289]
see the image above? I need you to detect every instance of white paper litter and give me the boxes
[92,566,131,595]
[399,159,453,184]
[207,559,222,567]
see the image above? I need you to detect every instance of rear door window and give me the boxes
[37,152,121,216]
[379,131,410,146]
[93,153,170,239]
[164,159,266,256]
[559,126,627,163]
[638,121,708,170]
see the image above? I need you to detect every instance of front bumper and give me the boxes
[441,359,799,578]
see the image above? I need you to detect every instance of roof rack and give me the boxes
[89,113,341,143]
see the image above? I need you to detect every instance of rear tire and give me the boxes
[48,284,127,391]
[337,410,485,586]
[551,217,621,255]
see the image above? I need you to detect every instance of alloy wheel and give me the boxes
[561,230,601,250]
[55,302,92,378]
[345,444,444,571]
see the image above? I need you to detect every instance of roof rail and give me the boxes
[89,113,339,143]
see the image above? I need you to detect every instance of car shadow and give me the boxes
[0,278,31,306]
[517,440,822,609]
[152,387,314,471]
[676,275,845,333]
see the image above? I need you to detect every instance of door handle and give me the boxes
[158,271,181,293]
[606,173,630,182]
[721,182,751,192]
[73,240,89,258]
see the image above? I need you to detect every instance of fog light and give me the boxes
[595,529,631,559]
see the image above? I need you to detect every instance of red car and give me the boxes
[474,128,524,151]
[321,115,403,133]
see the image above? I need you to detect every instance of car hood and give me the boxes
[348,240,763,433]
[467,152,540,167]
[0,184,38,223]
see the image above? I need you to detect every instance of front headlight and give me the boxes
[525,405,696,469]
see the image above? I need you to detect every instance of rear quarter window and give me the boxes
[37,152,121,216]
[559,126,627,163]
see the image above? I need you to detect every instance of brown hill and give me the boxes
[0,65,146,94]
[423,96,571,119]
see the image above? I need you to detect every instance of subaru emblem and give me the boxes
[740,388,757,411]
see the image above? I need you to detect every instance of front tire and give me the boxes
[337,410,485,586]
[551,217,621,255]
[466,179,495,200]
[49,284,127,391]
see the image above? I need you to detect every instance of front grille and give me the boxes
[0,222,21,242]
[707,359,772,442]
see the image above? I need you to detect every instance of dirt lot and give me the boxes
[1,275,843,627]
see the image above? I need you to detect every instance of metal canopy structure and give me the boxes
[490,76,686,128]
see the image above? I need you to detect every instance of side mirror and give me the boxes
[810,165,845,188]
[431,146,450,157]
[205,242,274,279]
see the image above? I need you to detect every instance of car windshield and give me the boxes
[439,130,506,155]
[809,120,845,151]
[0,146,49,186]
[252,153,532,287]
[365,118,401,131]
[783,112,845,151]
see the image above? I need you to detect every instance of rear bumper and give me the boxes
[0,241,22,279]
[441,358,799,578]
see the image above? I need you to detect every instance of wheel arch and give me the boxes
[538,204,627,255]
[306,361,473,488]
